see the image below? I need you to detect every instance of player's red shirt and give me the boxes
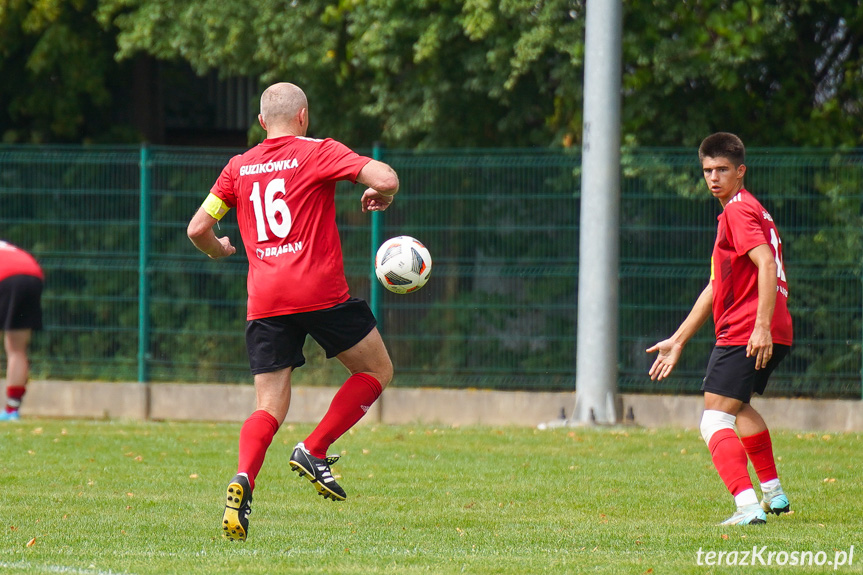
[211,135,371,319]
[0,241,44,283]
[711,189,792,346]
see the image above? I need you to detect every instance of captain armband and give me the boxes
[202,193,230,221]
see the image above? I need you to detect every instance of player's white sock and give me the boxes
[760,478,780,492]
[734,488,759,507]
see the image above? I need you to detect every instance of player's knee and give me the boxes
[375,358,394,389]
[700,409,737,444]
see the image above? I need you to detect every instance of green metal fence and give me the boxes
[1,145,860,398]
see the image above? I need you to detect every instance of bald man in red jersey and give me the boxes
[189,82,399,542]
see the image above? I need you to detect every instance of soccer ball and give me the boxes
[374,236,432,294]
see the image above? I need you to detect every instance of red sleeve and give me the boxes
[209,155,241,208]
[315,139,372,183]
[724,202,767,256]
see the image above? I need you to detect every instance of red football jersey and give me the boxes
[210,135,371,319]
[711,189,793,346]
[0,241,43,283]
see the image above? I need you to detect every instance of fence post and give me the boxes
[370,143,383,330]
[370,144,385,423]
[138,144,151,392]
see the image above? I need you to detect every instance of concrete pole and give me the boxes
[574,0,623,424]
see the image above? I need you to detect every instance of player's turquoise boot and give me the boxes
[720,503,767,525]
[760,485,791,515]
[0,410,20,421]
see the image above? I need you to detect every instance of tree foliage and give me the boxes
[624,0,863,148]
[0,0,135,143]
[4,0,863,146]
[91,0,586,148]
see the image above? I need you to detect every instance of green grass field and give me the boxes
[0,419,860,574]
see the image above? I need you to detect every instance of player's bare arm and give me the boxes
[746,243,778,369]
[357,160,399,212]
[647,283,713,380]
[187,206,236,259]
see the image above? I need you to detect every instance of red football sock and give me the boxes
[304,373,383,459]
[6,386,26,413]
[741,429,779,484]
[237,410,280,490]
[708,428,753,496]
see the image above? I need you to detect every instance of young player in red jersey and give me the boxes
[187,82,399,541]
[0,241,44,421]
[647,133,793,526]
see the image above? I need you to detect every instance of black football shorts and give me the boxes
[0,275,44,331]
[701,344,791,403]
[245,297,377,374]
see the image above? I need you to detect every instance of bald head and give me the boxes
[259,83,308,136]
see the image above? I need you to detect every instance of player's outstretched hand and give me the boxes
[646,338,683,381]
[361,188,394,213]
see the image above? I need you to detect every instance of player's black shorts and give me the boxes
[0,275,43,331]
[701,344,791,403]
[245,297,377,374]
